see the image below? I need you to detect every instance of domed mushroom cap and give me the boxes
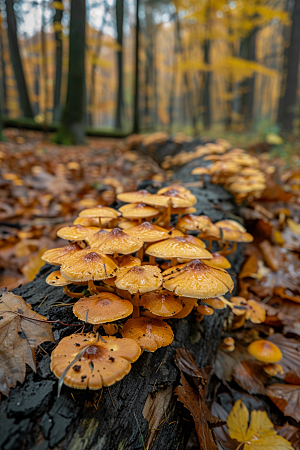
[143,189,196,209]
[117,218,140,230]
[115,265,162,294]
[73,292,133,324]
[125,222,170,243]
[215,220,246,232]
[121,317,174,352]
[42,243,81,265]
[196,305,214,316]
[74,216,116,228]
[140,289,183,317]
[118,255,141,269]
[90,228,143,255]
[248,340,282,363]
[177,214,213,231]
[117,190,150,203]
[146,237,212,260]
[191,167,211,176]
[202,297,227,310]
[60,249,118,281]
[57,225,100,241]
[204,253,231,269]
[162,260,234,298]
[85,229,109,246]
[171,206,197,215]
[118,203,160,219]
[220,228,253,242]
[46,270,71,286]
[50,333,141,389]
[79,205,121,219]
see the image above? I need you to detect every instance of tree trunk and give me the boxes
[5,0,34,119]
[203,40,211,129]
[55,0,86,145]
[0,29,8,116]
[133,0,140,133]
[277,0,300,133]
[53,0,63,123]
[0,141,243,450]
[240,29,257,128]
[115,0,124,130]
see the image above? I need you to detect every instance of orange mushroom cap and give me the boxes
[139,289,183,317]
[202,297,227,310]
[46,270,71,286]
[146,237,212,260]
[90,227,143,255]
[50,333,141,389]
[177,214,213,231]
[196,305,214,316]
[121,317,174,352]
[73,292,133,324]
[163,260,234,298]
[118,255,141,269]
[57,225,100,241]
[115,265,162,294]
[79,205,121,219]
[118,202,160,219]
[204,253,231,269]
[248,340,282,363]
[125,221,170,243]
[74,216,116,228]
[117,190,150,203]
[60,248,118,281]
[42,243,81,265]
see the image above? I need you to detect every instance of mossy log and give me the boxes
[0,145,243,450]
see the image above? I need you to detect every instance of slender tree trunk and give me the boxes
[53,0,63,122]
[277,0,300,133]
[115,0,124,130]
[0,29,7,117]
[34,64,40,115]
[41,1,49,131]
[55,0,86,145]
[168,16,178,132]
[133,0,140,133]
[240,28,257,128]
[203,40,211,129]
[5,0,34,118]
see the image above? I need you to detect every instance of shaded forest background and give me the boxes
[0,0,300,142]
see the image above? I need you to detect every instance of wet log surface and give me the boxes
[0,140,243,450]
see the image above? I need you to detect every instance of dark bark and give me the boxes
[5,0,34,119]
[133,0,140,133]
[0,141,243,450]
[277,0,300,133]
[115,0,124,130]
[52,0,63,123]
[33,65,40,115]
[55,0,86,144]
[203,40,211,129]
[168,15,179,132]
[240,29,257,127]
[0,30,8,116]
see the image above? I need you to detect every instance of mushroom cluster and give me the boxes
[192,148,266,203]
[43,183,244,391]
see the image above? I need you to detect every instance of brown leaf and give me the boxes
[266,384,300,422]
[0,292,54,396]
[269,334,300,384]
[239,254,258,279]
[233,361,267,395]
[276,423,300,450]
[259,240,279,271]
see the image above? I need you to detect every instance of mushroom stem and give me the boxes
[63,286,83,298]
[196,313,204,323]
[103,323,118,335]
[222,241,237,256]
[137,245,144,262]
[132,305,140,318]
[113,253,118,259]
[170,257,177,267]
[88,280,98,295]
[96,285,114,293]
[207,238,213,251]
[137,218,142,225]
[149,255,156,265]
[98,217,102,229]
[219,241,229,255]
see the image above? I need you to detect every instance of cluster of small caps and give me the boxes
[42,183,253,391]
[192,148,267,204]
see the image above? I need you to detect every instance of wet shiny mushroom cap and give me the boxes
[139,289,183,317]
[46,270,71,286]
[74,216,115,228]
[90,227,143,255]
[248,340,282,363]
[115,265,162,294]
[177,214,214,231]
[214,220,246,232]
[143,189,196,209]
[42,243,81,265]
[118,202,160,219]
[60,248,118,282]
[117,190,150,203]
[204,253,231,269]
[162,259,234,298]
[73,292,133,324]
[121,317,174,352]
[125,222,170,243]
[146,237,212,260]
[50,333,141,389]
[57,225,100,241]
[118,255,141,269]
[79,205,121,219]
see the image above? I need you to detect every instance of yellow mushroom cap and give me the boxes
[177,214,213,231]
[204,253,231,269]
[157,184,191,195]
[163,260,234,298]
[248,340,282,363]
[191,167,211,176]
[125,222,170,243]
[139,289,183,317]
[115,265,162,294]
[121,317,174,352]
[60,249,118,282]
[144,189,196,209]
[215,220,246,233]
[146,237,212,260]
[46,270,71,286]
[79,205,120,219]
[90,227,143,255]
[57,225,100,241]
[42,243,81,265]
[196,304,214,316]
[50,333,141,389]
[74,216,116,228]
[73,292,133,324]
[118,203,160,219]
[202,297,227,310]
[85,229,109,246]
[117,190,150,203]
[118,255,141,269]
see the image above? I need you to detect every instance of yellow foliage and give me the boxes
[51,1,64,10]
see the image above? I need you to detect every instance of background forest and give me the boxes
[0,0,299,143]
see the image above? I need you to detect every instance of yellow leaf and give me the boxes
[227,400,293,450]
[53,22,63,32]
[287,218,300,235]
[51,1,64,10]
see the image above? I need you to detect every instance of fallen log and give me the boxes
[0,144,243,450]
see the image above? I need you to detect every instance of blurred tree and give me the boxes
[52,0,63,122]
[277,0,300,133]
[239,28,257,127]
[115,0,124,129]
[133,0,140,133]
[55,0,86,144]
[5,0,33,118]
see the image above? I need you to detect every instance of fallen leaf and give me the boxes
[227,399,293,450]
[0,292,54,396]
[276,423,300,450]
[239,254,258,279]
[287,219,300,236]
[233,361,267,395]
[266,384,300,422]
[269,334,300,384]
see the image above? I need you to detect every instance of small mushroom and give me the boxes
[121,317,174,352]
[248,340,282,363]
[79,205,121,229]
[139,289,183,317]
[42,243,81,265]
[118,203,160,224]
[57,225,100,242]
[115,265,162,294]
[90,227,143,257]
